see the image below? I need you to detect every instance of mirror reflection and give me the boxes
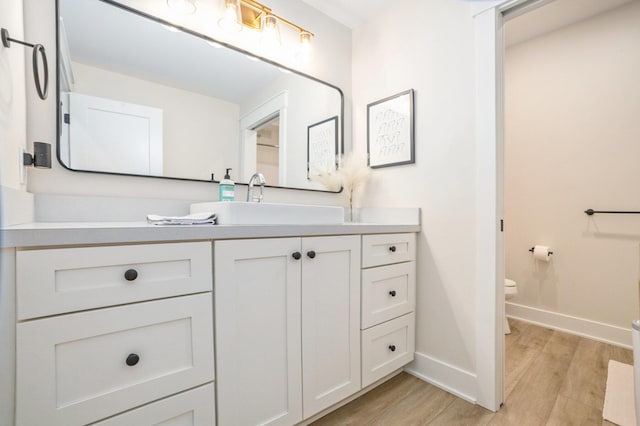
[57,0,343,191]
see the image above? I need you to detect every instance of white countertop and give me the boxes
[1,221,421,248]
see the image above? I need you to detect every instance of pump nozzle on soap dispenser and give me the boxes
[219,168,235,201]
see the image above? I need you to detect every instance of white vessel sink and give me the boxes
[190,202,344,225]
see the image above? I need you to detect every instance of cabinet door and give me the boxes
[301,236,361,418]
[215,238,303,426]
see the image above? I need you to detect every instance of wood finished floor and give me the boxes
[312,319,634,426]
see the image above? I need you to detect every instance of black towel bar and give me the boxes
[584,209,640,216]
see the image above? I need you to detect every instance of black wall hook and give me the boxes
[1,28,48,100]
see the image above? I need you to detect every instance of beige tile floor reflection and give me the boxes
[312,319,633,426]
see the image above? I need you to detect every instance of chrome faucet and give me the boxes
[246,172,266,203]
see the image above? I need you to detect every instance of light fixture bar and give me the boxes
[239,0,314,36]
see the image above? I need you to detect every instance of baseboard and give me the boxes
[404,352,477,403]
[506,302,632,349]
[0,186,34,226]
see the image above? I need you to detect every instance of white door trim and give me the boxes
[239,91,288,183]
[474,0,549,412]
[474,6,503,411]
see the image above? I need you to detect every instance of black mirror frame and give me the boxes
[55,0,344,193]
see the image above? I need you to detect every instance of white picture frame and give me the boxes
[307,116,338,179]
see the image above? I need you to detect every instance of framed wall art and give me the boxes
[307,115,338,179]
[367,89,414,168]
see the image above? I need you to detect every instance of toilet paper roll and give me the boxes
[533,245,552,262]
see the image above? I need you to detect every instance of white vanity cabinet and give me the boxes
[3,222,420,426]
[361,233,416,387]
[214,235,361,425]
[14,242,215,426]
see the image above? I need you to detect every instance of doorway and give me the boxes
[503,0,640,401]
[474,0,640,413]
[255,116,280,185]
[239,91,288,184]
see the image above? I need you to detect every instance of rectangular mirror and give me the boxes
[57,0,343,192]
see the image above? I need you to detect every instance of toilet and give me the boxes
[504,279,518,334]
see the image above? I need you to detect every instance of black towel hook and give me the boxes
[1,28,48,100]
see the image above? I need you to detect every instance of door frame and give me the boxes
[239,91,288,183]
[473,0,551,411]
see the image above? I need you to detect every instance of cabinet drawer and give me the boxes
[16,294,215,426]
[362,233,415,268]
[361,313,415,388]
[362,262,415,329]
[16,242,212,320]
[93,383,216,426]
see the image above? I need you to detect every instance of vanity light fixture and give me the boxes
[297,30,312,60]
[166,0,196,15]
[299,31,312,48]
[218,0,313,50]
[260,14,281,51]
[218,0,243,32]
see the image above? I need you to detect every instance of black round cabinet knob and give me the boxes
[389,246,397,253]
[388,345,396,352]
[292,252,302,260]
[126,353,140,366]
[307,250,316,259]
[389,290,397,297]
[124,269,138,281]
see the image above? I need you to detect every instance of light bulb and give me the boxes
[218,0,242,32]
[299,31,312,48]
[296,30,312,61]
[260,14,281,54]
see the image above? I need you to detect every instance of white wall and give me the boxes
[0,0,35,227]
[0,0,26,192]
[353,0,478,383]
[505,3,640,335]
[70,61,239,181]
[22,0,351,205]
[0,1,26,420]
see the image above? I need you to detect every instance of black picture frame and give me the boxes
[307,116,339,179]
[366,89,415,168]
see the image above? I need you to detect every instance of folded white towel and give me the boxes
[147,212,217,225]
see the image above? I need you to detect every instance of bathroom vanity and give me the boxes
[1,220,419,425]
[0,0,423,423]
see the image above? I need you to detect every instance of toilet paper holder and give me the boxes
[529,247,553,255]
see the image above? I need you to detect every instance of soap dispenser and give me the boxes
[219,168,235,201]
